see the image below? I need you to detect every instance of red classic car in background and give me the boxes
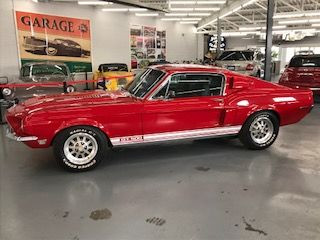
[6,65,313,172]
[279,54,320,95]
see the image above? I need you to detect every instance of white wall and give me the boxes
[0,0,198,79]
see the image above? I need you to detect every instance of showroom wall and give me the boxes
[0,0,200,79]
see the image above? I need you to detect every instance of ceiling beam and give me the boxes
[277,0,301,12]
[197,0,258,29]
[235,12,253,23]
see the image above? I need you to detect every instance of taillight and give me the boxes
[246,64,254,71]
[279,71,289,82]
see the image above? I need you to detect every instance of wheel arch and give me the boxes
[51,121,112,147]
[245,108,280,126]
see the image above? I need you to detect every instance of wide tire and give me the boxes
[53,126,108,172]
[239,111,279,150]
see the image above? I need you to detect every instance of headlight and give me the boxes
[2,87,12,96]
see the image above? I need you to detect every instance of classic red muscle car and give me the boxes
[6,65,313,171]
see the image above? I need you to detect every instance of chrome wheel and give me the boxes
[45,47,58,56]
[249,116,274,144]
[63,133,98,165]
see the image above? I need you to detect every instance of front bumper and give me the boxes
[6,126,38,142]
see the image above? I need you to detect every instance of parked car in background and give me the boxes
[93,63,134,91]
[1,62,76,102]
[148,60,171,66]
[23,36,91,57]
[6,64,313,172]
[215,50,264,78]
[131,55,138,69]
[279,54,320,96]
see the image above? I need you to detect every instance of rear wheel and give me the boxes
[53,126,108,172]
[45,46,58,56]
[239,111,279,150]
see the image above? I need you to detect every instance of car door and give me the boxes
[142,73,226,137]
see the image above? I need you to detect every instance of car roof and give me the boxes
[292,54,320,58]
[151,64,229,74]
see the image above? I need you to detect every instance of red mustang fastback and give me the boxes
[6,65,313,171]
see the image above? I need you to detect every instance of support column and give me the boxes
[264,0,275,81]
[217,18,222,56]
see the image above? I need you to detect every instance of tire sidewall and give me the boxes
[54,126,107,171]
[240,112,279,149]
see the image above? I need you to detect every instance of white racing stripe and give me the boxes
[273,97,296,102]
[110,125,242,146]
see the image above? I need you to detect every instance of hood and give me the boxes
[102,71,132,77]
[17,90,136,114]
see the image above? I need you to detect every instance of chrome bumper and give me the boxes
[6,127,38,142]
[310,88,320,91]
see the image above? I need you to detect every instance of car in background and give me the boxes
[148,60,171,66]
[1,62,76,102]
[131,55,138,69]
[93,63,134,91]
[279,54,320,96]
[215,50,263,78]
[23,36,91,57]
[6,64,313,171]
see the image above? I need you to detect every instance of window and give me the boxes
[154,74,224,99]
[289,56,320,67]
[126,69,164,98]
[217,51,254,61]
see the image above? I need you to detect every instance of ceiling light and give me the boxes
[278,19,308,24]
[194,7,220,11]
[170,1,196,4]
[180,21,198,24]
[273,13,304,19]
[78,1,113,5]
[129,8,148,12]
[239,26,261,31]
[309,19,320,23]
[305,12,320,17]
[165,13,188,16]
[312,23,320,27]
[181,18,201,21]
[188,13,210,16]
[170,8,194,11]
[161,18,181,21]
[32,0,38,2]
[102,8,128,12]
[197,0,225,4]
[135,13,159,16]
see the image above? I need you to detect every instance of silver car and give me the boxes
[215,50,264,78]
[1,62,76,102]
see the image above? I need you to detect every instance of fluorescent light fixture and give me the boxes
[128,8,148,12]
[170,8,194,11]
[170,1,196,4]
[194,7,220,11]
[170,0,225,4]
[102,8,128,12]
[165,13,188,16]
[181,18,201,21]
[305,12,320,17]
[78,1,113,5]
[135,13,159,16]
[274,13,304,19]
[180,21,198,24]
[312,23,320,27]
[197,0,225,4]
[278,18,320,24]
[222,31,260,36]
[32,0,38,2]
[278,19,308,24]
[161,18,181,21]
[239,26,261,31]
[188,13,211,16]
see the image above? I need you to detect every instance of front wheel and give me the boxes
[53,126,108,172]
[239,111,279,150]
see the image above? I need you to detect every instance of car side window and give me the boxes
[154,74,224,99]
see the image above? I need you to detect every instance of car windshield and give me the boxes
[125,69,164,98]
[22,64,69,77]
[217,51,254,61]
[289,56,320,67]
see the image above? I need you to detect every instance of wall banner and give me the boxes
[15,11,92,73]
[130,24,166,69]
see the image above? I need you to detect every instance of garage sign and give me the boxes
[15,11,92,73]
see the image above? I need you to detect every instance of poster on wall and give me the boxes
[130,24,166,69]
[15,11,92,73]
